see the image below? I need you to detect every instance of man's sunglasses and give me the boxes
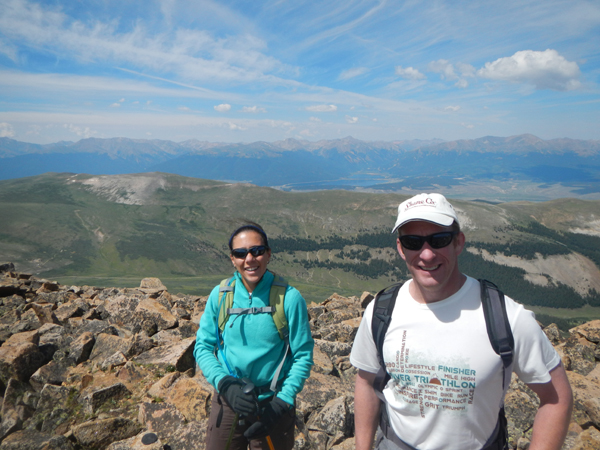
[399,232,458,251]
[231,245,268,259]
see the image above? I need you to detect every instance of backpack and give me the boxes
[215,273,290,392]
[371,279,513,450]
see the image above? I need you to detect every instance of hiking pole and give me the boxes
[240,379,275,450]
[225,379,255,450]
[225,412,238,450]
[265,435,275,450]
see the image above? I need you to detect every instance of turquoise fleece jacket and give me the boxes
[194,270,314,406]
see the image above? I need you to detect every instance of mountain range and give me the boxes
[2,135,600,201]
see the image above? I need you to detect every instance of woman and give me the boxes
[194,223,314,450]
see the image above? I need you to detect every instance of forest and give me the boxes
[270,224,600,316]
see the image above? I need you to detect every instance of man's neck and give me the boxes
[409,273,467,304]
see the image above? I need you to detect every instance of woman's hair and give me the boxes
[228,222,269,251]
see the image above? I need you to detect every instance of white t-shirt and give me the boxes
[350,276,560,450]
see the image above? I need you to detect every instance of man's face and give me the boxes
[397,221,465,303]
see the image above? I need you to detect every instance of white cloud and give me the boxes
[428,60,475,88]
[178,106,191,111]
[63,123,96,138]
[227,122,246,130]
[214,103,232,112]
[119,98,125,102]
[428,60,456,80]
[461,123,474,129]
[309,117,321,122]
[241,106,266,113]
[345,116,358,124]
[0,0,295,86]
[395,66,426,80]
[445,106,461,112]
[306,104,337,112]
[0,122,15,138]
[455,79,469,88]
[110,103,121,108]
[477,49,581,91]
[338,67,369,81]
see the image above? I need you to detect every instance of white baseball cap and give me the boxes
[392,193,459,233]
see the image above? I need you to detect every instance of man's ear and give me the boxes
[454,232,466,256]
[397,237,407,261]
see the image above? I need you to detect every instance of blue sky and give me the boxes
[0,0,599,144]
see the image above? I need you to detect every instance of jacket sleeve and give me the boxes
[277,286,314,405]
[194,285,230,390]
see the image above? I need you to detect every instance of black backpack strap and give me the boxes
[371,282,403,395]
[480,279,514,393]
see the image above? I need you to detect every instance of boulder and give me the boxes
[71,417,140,450]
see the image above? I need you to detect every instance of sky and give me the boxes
[0,0,599,145]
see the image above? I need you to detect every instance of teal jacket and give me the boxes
[194,270,314,406]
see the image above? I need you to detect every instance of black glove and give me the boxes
[218,376,258,416]
[243,396,291,440]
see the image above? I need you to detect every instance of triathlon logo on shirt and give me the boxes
[386,330,477,418]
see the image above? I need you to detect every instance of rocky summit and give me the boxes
[1,262,600,450]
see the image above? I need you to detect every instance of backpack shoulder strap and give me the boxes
[269,275,289,340]
[371,282,403,394]
[217,277,235,331]
[479,279,514,391]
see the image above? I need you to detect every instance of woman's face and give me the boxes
[230,230,271,293]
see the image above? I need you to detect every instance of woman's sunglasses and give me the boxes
[399,232,457,251]
[231,245,268,259]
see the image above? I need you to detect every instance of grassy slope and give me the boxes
[2,173,600,327]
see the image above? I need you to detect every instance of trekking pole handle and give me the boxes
[239,378,256,426]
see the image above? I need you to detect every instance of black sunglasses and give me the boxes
[231,245,268,259]
[399,232,458,251]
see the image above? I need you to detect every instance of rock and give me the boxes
[0,342,47,384]
[0,409,22,443]
[0,429,75,449]
[88,333,130,366]
[71,417,140,450]
[562,335,597,376]
[139,278,167,295]
[29,360,69,392]
[160,420,208,450]
[34,384,77,433]
[69,331,95,364]
[106,431,165,450]
[571,320,600,344]
[138,402,186,441]
[28,303,60,326]
[360,291,374,308]
[0,263,15,274]
[570,427,600,450]
[312,345,334,375]
[134,298,178,332]
[306,395,353,437]
[131,336,196,372]
[82,382,131,414]
[2,269,600,449]
[1,379,34,419]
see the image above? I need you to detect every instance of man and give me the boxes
[350,193,572,450]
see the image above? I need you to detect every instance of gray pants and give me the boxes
[375,427,417,450]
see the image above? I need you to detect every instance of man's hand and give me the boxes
[218,376,258,416]
[244,396,291,439]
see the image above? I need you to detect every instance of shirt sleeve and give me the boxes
[193,285,230,391]
[350,299,381,373]
[277,286,314,405]
[508,296,561,384]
